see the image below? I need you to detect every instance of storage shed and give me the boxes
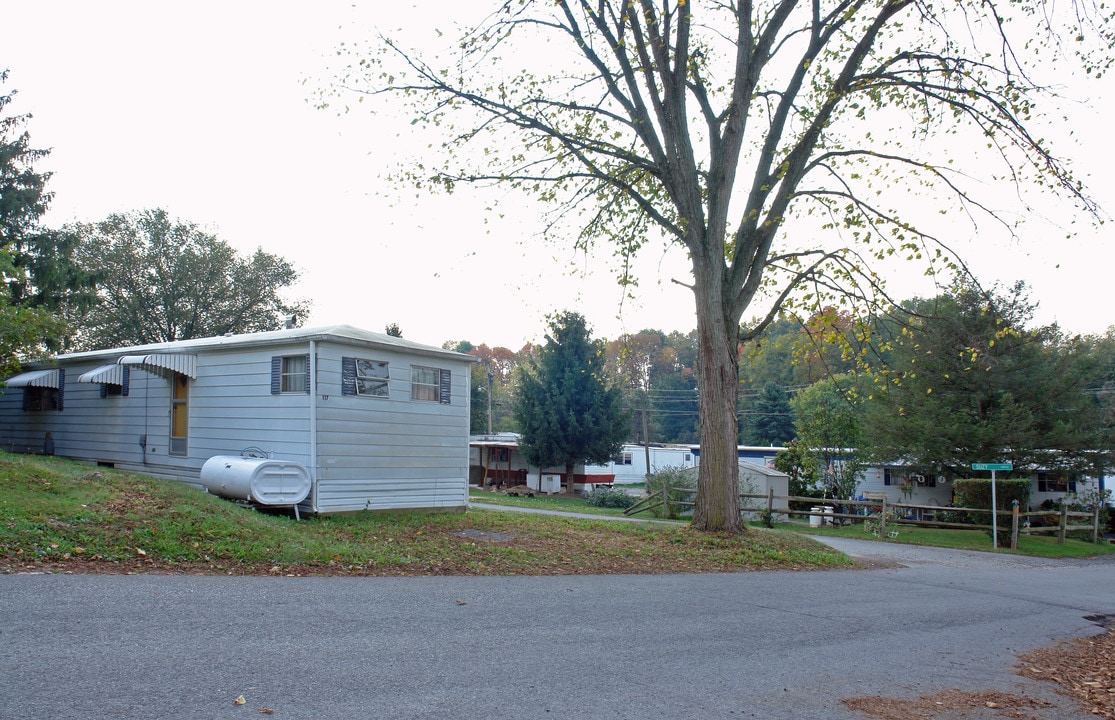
[0,325,475,514]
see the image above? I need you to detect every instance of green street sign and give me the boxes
[971,463,1013,471]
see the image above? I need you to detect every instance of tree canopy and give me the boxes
[861,280,1110,478]
[513,311,629,492]
[61,209,309,349]
[340,0,1111,530]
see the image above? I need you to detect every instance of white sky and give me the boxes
[3,1,1112,350]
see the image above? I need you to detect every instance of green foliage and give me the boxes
[513,311,629,483]
[741,382,796,446]
[775,439,823,501]
[645,465,698,520]
[953,477,1032,542]
[0,71,66,370]
[861,279,1110,477]
[791,375,866,500]
[586,486,637,509]
[59,209,310,349]
[0,70,51,261]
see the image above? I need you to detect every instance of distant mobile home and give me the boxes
[0,325,475,514]
[469,433,615,493]
[585,443,697,484]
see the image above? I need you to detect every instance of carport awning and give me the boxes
[118,353,197,379]
[4,368,62,388]
[78,364,127,385]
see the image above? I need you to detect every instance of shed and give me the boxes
[0,325,475,514]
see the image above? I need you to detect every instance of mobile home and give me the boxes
[0,325,475,514]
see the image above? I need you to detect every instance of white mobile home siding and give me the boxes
[312,343,471,513]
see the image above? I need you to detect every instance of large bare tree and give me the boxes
[332,1,1109,532]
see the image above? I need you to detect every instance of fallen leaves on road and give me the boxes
[843,690,1049,720]
[1018,622,1115,719]
[844,622,1114,720]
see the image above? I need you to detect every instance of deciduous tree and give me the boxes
[791,374,866,500]
[336,1,1109,530]
[64,209,309,349]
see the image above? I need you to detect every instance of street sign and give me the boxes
[971,462,1013,550]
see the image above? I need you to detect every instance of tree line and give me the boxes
[454,279,1115,495]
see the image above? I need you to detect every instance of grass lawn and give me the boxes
[0,453,849,576]
[787,519,1115,558]
[467,488,653,517]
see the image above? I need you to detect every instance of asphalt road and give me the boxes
[2,540,1113,720]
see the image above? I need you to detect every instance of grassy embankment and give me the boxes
[0,453,848,575]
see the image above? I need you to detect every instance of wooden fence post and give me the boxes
[880,495,887,537]
[1058,503,1068,545]
[662,477,670,520]
[1094,505,1102,544]
[1010,499,1019,550]
[767,486,774,524]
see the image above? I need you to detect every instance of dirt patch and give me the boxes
[452,529,516,543]
[844,623,1115,720]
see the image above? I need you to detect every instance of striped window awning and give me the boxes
[118,354,197,379]
[78,364,127,385]
[4,368,63,388]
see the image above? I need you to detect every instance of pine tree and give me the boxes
[514,312,629,493]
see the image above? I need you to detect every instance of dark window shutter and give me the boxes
[341,357,356,396]
[121,365,130,397]
[56,369,64,411]
[270,356,282,394]
[100,384,107,399]
[439,369,451,405]
[304,354,311,394]
[22,389,31,411]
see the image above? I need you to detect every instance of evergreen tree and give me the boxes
[861,280,1107,477]
[513,311,629,493]
[743,382,796,447]
[0,70,64,372]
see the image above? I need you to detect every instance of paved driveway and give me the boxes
[2,542,1113,720]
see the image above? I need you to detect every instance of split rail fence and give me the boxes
[623,484,1104,548]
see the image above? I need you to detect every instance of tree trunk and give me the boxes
[691,266,743,533]
[564,461,575,496]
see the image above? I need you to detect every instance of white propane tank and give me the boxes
[199,456,311,506]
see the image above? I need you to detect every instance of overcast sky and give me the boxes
[4,1,1111,350]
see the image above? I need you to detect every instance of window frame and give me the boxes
[23,386,61,412]
[280,355,308,394]
[354,358,390,398]
[410,365,443,402]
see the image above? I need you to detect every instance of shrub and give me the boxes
[645,465,697,519]
[953,477,1031,544]
[587,486,637,509]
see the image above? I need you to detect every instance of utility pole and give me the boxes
[486,370,493,435]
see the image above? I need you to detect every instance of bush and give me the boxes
[953,477,1031,544]
[587,486,637,509]
[645,465,697,519]
[1049,486,1111,541]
